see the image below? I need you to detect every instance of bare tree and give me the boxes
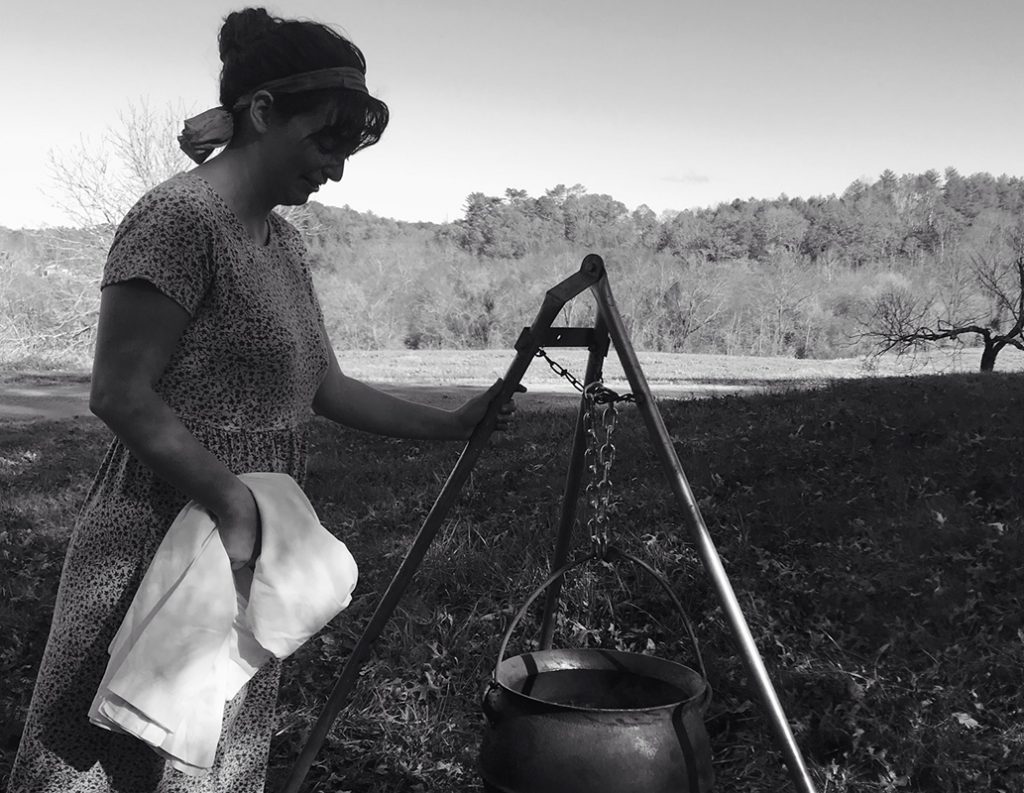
[47,99,320,238]
[757,253,815,356]
[46,101,192,248]
[16,101,197,361]
[864,252,1024,372]
[20,100,321,363]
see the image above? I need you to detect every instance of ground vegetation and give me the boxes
[2,372,1022,792]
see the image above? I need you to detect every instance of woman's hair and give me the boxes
[218,7,388,154]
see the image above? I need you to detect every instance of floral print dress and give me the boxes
[7,172,330,793]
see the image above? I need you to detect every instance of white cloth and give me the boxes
[88,472,358,775]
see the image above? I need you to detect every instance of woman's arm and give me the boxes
[312,338,517,440]
[90,280,259,568]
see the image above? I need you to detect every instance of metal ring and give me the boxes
[493,547,708,686]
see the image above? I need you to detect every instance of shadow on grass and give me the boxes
[2,373,1023,792]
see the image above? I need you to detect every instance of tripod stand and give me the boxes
[282,255,818,793]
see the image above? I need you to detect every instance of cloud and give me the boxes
[663,170,711,184]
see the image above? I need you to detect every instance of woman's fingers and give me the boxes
[494,392,520,430]
[471,380,525,433]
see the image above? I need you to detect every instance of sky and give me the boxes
[3,0,1024,228]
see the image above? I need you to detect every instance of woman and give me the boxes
[7,8,517,792]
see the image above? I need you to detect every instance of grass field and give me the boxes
[326,346,1024,384]
[5,344,1024,384]
[2,366,1023,792]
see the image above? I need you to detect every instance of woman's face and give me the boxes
[260,96,356,206]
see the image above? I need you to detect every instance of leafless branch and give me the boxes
[862,249,1024,370]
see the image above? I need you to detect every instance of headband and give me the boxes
[178,66,369,164]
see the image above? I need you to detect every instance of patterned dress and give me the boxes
[7,173,330,793]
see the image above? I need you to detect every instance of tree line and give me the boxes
[436,169,1023,267]
[302,169,1024,368]
[3,165,1023,369]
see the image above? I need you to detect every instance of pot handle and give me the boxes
[494,545,708,686]
[480,680,503,727]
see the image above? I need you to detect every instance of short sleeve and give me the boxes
[102,179,216,315]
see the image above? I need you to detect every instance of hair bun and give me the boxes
[219,7,277,63]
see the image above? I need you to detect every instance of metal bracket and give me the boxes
[516,326,600,350]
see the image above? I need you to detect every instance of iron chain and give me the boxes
[535,348,587,393]
[533,347,634,557]
[534,348,636,405]
[584,383,620,558]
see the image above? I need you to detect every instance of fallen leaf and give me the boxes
[953,712,981,729]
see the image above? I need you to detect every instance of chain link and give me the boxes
[534,348,636,405]
[584,383,620,558]
[533,346,634,558]
[534,348,587,393]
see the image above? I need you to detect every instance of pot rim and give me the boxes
[493,647,710,714]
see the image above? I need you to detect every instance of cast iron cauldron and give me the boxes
[479,548,714,793]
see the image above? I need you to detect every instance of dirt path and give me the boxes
[6,346,1009,423]
[0,377,94,421]
[0,376,769,422]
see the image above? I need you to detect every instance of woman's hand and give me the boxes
[454,378,526,439]
[217,487,261,571]
[313,336,526,441]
